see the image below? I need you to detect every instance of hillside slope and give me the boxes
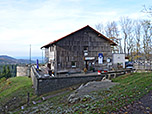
[0,77,35,113]
[1,72,152,113]
[0,55,35,64]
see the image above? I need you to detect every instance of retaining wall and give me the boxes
[31,66,127,96]
[31,66,40,95]
[37,75,103,95]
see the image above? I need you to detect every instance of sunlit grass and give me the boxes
[1,72,152,113]
[0,76,35,110]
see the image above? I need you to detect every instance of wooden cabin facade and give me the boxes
[41,25,117,75]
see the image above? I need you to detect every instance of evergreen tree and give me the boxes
[13,65,17,77]
[0,67,2,79]
[6,65,11,78]
[14,65,17,77]
[2,65,6,78]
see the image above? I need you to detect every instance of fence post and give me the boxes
[150,60,152,71]
[108,74,111,80]
[27,92,30,106]
[144,60,145,71]
[114,73,116,78]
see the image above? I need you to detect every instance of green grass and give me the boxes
[50,72,152,114]
[101,72,152,112]
[0,76,35,111]
[1,72,152,113]
[74,72,152,113]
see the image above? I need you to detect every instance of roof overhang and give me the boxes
[41,25,117,49]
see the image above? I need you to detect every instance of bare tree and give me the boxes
[128,33,135,61]
[105,21,122,53]
[132,20,142,60]
[95,23,105,34]
[119,17,134,56]
[141,20,152,60]
[105,21,119,41]
[142,5,152,17]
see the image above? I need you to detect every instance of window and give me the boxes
[71,61,76,68]
[83,46,88,51]
[83,46,88,56]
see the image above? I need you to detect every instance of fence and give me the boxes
[134,60,152,71]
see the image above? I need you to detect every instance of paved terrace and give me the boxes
[37,65,127,78]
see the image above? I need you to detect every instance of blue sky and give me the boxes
[0,0,151,58]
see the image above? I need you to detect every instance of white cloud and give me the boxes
[129,12,148,20]
[0,0,151,57]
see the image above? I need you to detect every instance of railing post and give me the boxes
[108,74,111,80]
[114,73,116,78]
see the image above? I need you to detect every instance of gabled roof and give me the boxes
[41,25,117,49]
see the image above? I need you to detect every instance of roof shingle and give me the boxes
[41,25,117,49]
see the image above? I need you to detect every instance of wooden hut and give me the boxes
[41,25,117,75]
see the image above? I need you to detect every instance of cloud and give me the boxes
[0,0,151,57]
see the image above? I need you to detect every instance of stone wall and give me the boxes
[31,66,41,95]
[31,66,128,96]
[37,75,103,95]
[16,65,29,77]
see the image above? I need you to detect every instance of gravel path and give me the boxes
[74,80,119,96]
[68,79,119,103]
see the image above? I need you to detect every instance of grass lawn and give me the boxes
[1,72,152,113]
[0,76,35,111]
[65,72,152,113]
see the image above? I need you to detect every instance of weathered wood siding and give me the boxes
[54,27,112,71]
[45,48,49,58]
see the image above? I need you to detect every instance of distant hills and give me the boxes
[0,55,35,65]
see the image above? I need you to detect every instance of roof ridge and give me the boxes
[41,25,117,49]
